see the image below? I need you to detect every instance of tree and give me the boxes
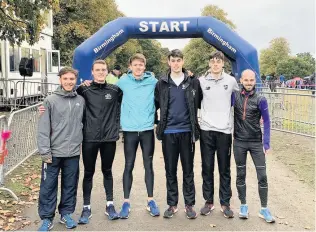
[53,0,169,72]
[296,52,315,73]
[183,5,236,76]
[276,56,315,79]
[259,37,291,75]
[201,5,236,29]
[0,0,58,45]
[138,39,169,77]
[53,0,123,65]
[106,39,169,77]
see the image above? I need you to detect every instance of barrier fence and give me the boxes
[0,79,59,110]
[0,87,315,199]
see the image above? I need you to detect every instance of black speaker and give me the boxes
[19,57,34,77]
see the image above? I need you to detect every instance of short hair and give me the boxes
[114,65,121,70]
[129,53,146,65]
[58,67,78,78]
[209,51,225,61]
[168,49,183,60]
[92,59,108,70]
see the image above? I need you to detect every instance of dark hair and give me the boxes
[58,67,78,78]
[209,51,225,61]
[92,59,108,70]
[168,49,183,60]
[114,65,121,70]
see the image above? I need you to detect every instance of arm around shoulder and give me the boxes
[37,98,52,156]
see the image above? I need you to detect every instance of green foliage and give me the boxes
[259,37,291,75]
[276,56,315,79]
[107,39,169,78]
[53,0,123,66]
[296,52,315,72]
[53,0,169,74]
[183,5,235,76]
[201,5,236,29]
[0,0,58,45]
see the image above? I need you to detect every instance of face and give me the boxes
[241,71,256,91]
[209,57,224,74]
[113,69,121,76]
[129,59,145,78]
[59,72,77,92]
[92,63,108,83]
[168,56,184,74]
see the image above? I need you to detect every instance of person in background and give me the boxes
[279,74,285,85]
[106,65,121,84]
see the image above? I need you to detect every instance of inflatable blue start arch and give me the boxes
[73,17,260,83]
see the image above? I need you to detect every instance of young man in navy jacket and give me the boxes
[155,49,202,219]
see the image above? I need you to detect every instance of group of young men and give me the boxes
[37,49,275,231]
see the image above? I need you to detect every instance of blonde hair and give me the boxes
[129,53,146,65]
[92,59,108,70]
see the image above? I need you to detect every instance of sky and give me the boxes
[115,0,315,56]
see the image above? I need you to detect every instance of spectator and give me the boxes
[106,65,121,84]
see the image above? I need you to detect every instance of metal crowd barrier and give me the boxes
[4,103,41,176]
[0,79,59,110]
[0,115,19,200]
[260,91,315,137]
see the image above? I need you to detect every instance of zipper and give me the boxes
[68,99,71,155]
[184,85,195,142]
[242,96,249,120]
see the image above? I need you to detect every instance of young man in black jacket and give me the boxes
[155,49,202,219]
[76,60,122,223]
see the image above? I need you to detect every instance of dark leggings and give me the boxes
[123,130,155,199]
[233,140,268,207]
[82,142,116,205]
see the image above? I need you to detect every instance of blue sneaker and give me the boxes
[38,219,53,231]
[119,202,131,219]
[146,200,160,217]
[105,204,120,220]
[259,208,275,223]
[239,204,249,219]
[60,214,77,229]
[78,207,92,224]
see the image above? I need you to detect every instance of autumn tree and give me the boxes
[259,37,291,75]
[183,5,236,76]
[0,0,58,45]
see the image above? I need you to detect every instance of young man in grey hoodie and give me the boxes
[37,67,85,231]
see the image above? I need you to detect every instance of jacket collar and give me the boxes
[161,68,190,83]
[126,70,153,81]
[92,80,107,88]
[241,86,256,96]
[205,70,225,81]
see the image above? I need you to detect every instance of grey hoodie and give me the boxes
[37,86,85,158]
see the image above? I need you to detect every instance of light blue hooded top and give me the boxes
[116,71,158,132]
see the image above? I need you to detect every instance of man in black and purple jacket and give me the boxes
[233,69,275,223]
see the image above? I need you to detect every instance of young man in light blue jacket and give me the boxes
[116,53,160,219]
